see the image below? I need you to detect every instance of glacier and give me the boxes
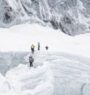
[0,52,90,95]
[0,0,90,35]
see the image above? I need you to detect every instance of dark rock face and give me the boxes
[3,7,14,24]
[0,0,90,35]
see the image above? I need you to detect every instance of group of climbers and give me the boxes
[29,42,49,67]
[30,42,49,54]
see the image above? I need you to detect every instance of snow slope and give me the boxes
[6,63,53,95]
[0,53,54,95]
[0,51,90,95]
[0,23,90,58]
[34,52,90,95]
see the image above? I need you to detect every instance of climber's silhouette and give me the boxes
[31,44,35,54]
[38,42,40,51]
[29,56,34,67]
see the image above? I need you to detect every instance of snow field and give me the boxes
[0,23,90,58]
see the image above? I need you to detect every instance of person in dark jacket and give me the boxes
[45,46,48,50]
[38,42,40,51]
[29,56,34,67]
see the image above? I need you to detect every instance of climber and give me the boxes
[45,46,49,50]
[29,56,34,67]
[38,42,40,51]
[31,44,35,54]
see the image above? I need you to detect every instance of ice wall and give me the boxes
[0,0,90,35]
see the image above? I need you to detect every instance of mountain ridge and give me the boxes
[0,0,90,35]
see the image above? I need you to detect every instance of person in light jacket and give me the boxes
[31,44,35,54]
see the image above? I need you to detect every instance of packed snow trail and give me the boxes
[0,51,90,95]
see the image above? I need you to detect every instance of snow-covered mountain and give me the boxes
[0,0,90,35]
